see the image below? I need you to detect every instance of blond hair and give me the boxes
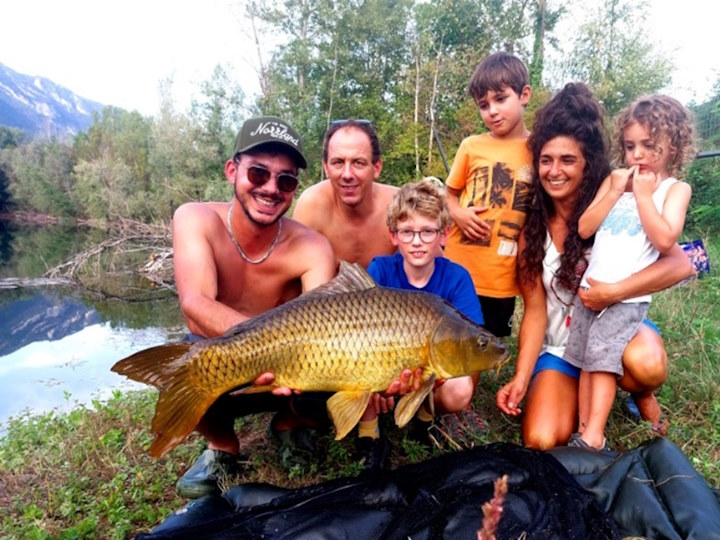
[386,177,450,230]
[614,95,696,177]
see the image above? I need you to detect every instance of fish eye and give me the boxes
[477,336,489,351]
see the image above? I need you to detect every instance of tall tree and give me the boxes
[148,86,214,220]
[190,65,246,166]
[6,139,75,216]
[188,65,247,202]
[562,0,672,115]
[0,126,25,212]
[528,0,564,88]
[254,0,414,182]
[73,107,152,220]
[407,0,539,180]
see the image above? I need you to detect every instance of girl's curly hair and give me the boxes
[520,82,611,291]
[613,95,696,177]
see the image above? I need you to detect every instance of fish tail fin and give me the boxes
[148,372,217,457]
[112,343,216,458]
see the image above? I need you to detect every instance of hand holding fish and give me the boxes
[384,368,421,395]
[250,367,425,403]
[249,372,298,396]
[368,367,429,414]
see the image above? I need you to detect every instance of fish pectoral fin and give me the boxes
[394,373,436,428]
[326,390,373,441]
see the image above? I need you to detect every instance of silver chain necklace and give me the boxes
[226,204,282,264]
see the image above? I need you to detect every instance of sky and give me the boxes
[1,0,257,116]
[1,0,718,117]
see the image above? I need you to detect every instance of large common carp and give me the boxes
[112,262,508,457]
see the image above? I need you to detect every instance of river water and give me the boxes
[0,220,186,430]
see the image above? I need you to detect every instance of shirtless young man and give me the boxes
[172,116,337,498]
[293,120,398,268]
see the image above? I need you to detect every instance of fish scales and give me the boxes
[111,262,508,457]
[189,287,442,393]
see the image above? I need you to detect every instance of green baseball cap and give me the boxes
[232,116,307,169]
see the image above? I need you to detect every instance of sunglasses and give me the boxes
[330,119,372,126]
[243,165,299,193]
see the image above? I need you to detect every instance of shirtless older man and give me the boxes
[294,120,425,469]
[173,116,336,498]
[293,119,398,268]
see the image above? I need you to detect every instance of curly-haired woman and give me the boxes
[495,83,694,449]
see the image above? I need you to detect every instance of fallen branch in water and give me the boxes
[0,277,75,289]
[3,220,174,298]
[44,237,130,280]
[138,248,175,291]
[42,225,173,287]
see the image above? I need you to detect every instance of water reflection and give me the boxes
[0,290,101,356]
[0,321,172,426]
[0,220,186,430]
[0,288,187,429]
[0,219,16,265]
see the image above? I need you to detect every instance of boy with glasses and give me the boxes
[356,178,486,470]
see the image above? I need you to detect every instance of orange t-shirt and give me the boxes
[445,133,533,298]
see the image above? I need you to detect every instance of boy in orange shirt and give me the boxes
[445,51,533,337]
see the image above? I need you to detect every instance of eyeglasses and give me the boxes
[393,228,441,244]
[242,164,299,193]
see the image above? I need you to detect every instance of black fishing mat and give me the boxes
[139,438,720,540]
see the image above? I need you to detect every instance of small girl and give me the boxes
[563,94,695,450]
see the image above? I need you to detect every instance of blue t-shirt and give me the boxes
[367,252,484,325]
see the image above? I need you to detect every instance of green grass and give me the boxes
[1,236,719,538]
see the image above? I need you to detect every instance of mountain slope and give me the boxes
[0,62,105,138]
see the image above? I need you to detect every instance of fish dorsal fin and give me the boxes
[301,260,377,300]
[215,262,376,339]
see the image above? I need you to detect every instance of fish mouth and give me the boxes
[486,335,510,363]
[488,344,511,375]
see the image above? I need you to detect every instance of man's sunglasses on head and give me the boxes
[330,119,372,127]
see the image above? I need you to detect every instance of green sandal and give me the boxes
[268,413,324,470]
[175,448,240,499]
